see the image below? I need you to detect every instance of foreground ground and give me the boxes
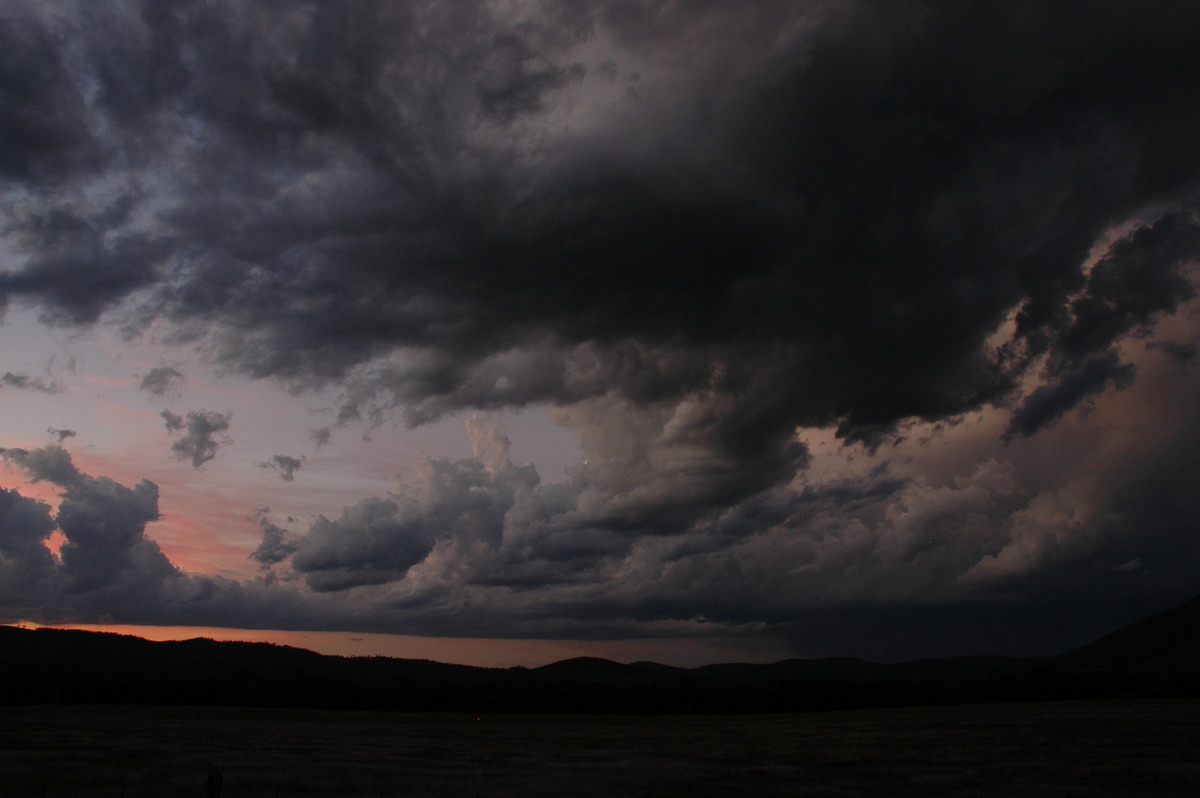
[1,700,1197,796]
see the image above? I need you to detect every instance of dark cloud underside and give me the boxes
[0,1,1194,434]
[1,1,1199,656]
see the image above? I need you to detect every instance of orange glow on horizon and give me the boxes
[16,623,792,669]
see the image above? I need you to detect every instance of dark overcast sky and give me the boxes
[1,0,1200,665]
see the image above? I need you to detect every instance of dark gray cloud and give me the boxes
[0,6,103,185]
[138,366,185,397]
[292,496,443,592]
[249,511,298,570]
[47,428,76,443]
[1005,350,1136,440]
[1056,213,1198,362]
[260,454,303,482]
[0,445,325,629]
[4,388,1200,659]
[1147,339,1198,364]
[0,444,173,604]
[2,1,1200,657]
[308,427,331,449]
[161,409,233,468]
[0,486,58,609]
[3,1,1197,445]
[232,395,1199,651]
[1,444,84,489]
[1,372,62,394]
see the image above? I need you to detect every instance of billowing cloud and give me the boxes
[161,409,233,468]
[248,400,1199,652]
[249,511,298,570]
[1,444,85,489]
[0,487,58,609]
[0,445,322,629]
[1005,351,1136,440]
[0,1,1195,444]
[0,445,171,611]
[3,376,1200,660]
[138,366,185,397]
[1,1,1200,659]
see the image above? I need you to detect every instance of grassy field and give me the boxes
[1,700,1198,797]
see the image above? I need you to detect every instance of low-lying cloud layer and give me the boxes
[2,0,1200,659]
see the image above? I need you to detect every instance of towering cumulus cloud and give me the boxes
[1,1,1199,659]
[0,445,326,629]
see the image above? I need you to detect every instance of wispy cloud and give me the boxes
[259,454,303,482]
[1,372,62,394]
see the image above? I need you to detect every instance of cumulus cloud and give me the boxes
[161,409,233,468]
[1,444,84,488]
[249,511,299,570]
[0,445,323,628]
[138,366,185,397]
[0,444,172,605]
[3,394,1199,657]
[249,414,1166,646]
[0,487,58,609]
[2,1,1200,656]
[0,0,1196,447]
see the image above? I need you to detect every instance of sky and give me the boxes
[2,0,1200,668]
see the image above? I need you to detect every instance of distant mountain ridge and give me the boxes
[1062,593,1200,667]
[3,595,1198,713]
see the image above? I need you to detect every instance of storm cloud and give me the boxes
[0,445,328,629]
[1,1,1195,435]
[1,1,1200,658]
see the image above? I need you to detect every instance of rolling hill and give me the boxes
[2,594,1198,713]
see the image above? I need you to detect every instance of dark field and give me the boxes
[1,701,1198,797]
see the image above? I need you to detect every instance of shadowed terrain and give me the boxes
[1,701,1198,797]
[2,594,1198,714]
[1,598,1199,796]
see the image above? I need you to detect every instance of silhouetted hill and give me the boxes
[1063,594,1200,667]
[534,657,685,684]
[3,593,1198,713]
[1053,594,1200,698]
